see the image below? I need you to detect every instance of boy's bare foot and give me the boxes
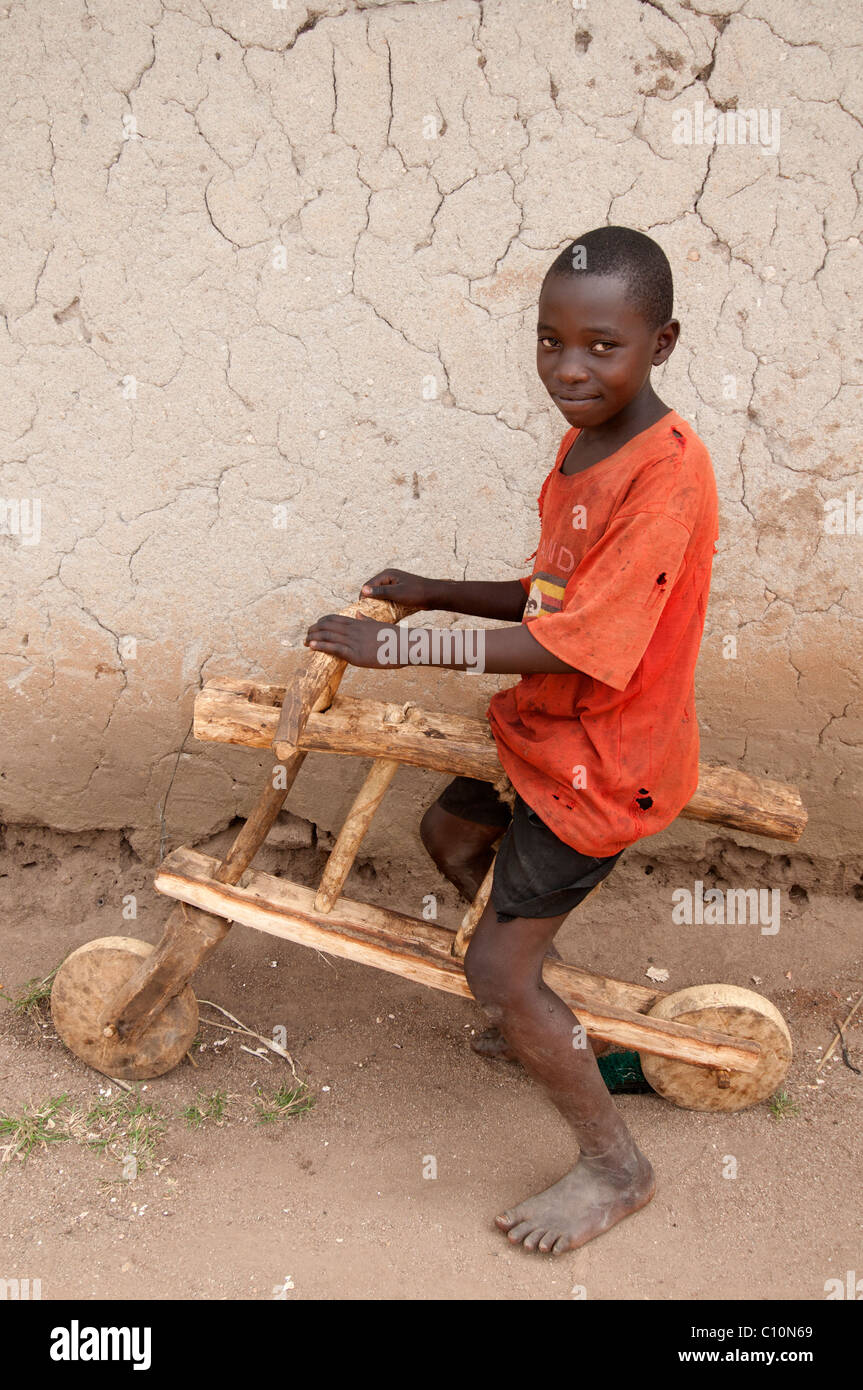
[495,1148,655,1255]
[470,1027,620,1062]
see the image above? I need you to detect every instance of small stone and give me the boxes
[646,966,670,984]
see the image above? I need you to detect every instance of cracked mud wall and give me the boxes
[0,0,860,876]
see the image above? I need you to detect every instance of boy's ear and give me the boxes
[652,318,680,366]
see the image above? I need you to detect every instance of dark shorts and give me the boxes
[435,775,624,922]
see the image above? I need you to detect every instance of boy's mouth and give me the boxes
[553,392,600,406]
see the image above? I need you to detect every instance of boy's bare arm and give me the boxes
[360,568,527,623]
[427,578,529,623]
[305,614,579,675]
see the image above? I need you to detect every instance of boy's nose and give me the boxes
[555,354,592,384]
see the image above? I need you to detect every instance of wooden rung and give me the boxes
[452,854,498,958]
[315,757,400,913]
[154,846,761,1074]
[194,681,808,843]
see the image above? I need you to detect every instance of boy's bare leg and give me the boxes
[420,802,563,1061]
[419,801,500,904]
[464,903,655,1254]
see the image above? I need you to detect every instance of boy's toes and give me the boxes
[523,1227,551,1252]
[537,1231,561,1254]
[503,1220,535,1245]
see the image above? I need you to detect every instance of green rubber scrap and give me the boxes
[597,1049,653,1093]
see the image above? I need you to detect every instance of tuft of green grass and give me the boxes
[0,964,63,1019]
[768,1088,800,1120]
[254,1081,315,1125]
[84,1089,167,1173]
[182,1089,229,1129]
[0,1094,71,1164]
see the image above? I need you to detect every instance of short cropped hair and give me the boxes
[544,226,674,331]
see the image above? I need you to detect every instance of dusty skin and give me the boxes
[421,799,656,1255]
[495,1149,656,1255]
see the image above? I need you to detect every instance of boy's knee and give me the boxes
[419,804,446,861]
[420,802,474,871]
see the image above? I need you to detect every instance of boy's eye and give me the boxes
[538,336,616,352]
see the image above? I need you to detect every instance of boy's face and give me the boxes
[536,273,679,427]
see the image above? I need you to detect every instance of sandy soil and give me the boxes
[1,818,861,1302]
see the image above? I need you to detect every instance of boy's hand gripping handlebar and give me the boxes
[272,596,421,758]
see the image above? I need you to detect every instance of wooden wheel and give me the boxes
[639,983,792,1112]
[51,937,198,1081]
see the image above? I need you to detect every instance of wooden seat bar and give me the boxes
[194,678,808,843]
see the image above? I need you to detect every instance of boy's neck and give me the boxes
[563,387,672,472]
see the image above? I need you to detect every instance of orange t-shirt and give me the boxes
[486,409,719,856]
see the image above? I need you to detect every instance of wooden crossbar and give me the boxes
[194,679,808,842]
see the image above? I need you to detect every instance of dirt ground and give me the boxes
[1,817,861,1302]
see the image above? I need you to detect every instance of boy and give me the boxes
[305,225,719,1255]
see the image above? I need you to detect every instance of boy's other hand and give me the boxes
[360,568,435,609]
[304,614,403,669]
